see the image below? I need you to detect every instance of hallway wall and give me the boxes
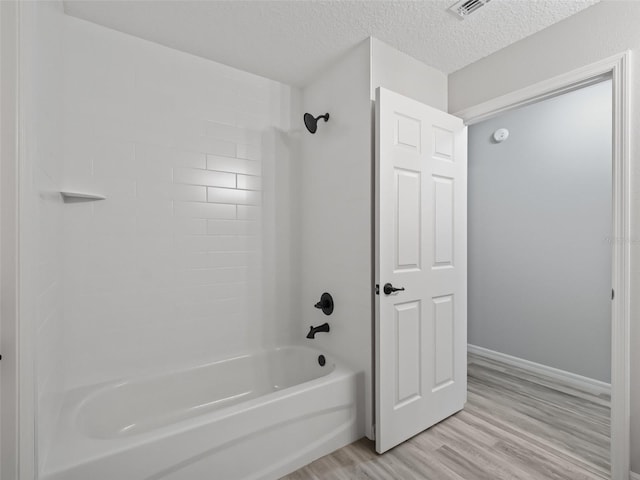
[468,80,612,383]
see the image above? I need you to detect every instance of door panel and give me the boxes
[375,87,467,454]
[395,169,421,270]
[434,175,454,265]
[395,301,422,405]
[433,294,455,389]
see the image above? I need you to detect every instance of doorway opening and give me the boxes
[456,52,630,480]
[467,77,613,477]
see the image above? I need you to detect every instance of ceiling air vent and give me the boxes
[449,0,492,18]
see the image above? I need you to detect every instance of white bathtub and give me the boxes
[42,346,362,480]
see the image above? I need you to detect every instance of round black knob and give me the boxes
[314,292,334,315]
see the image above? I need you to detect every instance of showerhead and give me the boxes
[304,112,330,134]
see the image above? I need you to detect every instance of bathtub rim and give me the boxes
[74,344,338,439]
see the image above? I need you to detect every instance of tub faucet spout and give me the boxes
[306,323,330,339]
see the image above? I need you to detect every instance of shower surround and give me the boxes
[35,11,327,477]
[61,16,297,390]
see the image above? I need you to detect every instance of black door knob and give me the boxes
[383,283,405,295]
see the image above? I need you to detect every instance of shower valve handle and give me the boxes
[314,292,334,315]
[383,283,405,295]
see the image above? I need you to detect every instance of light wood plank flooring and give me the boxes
[281,353,610,480]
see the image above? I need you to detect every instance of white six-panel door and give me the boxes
[375,87,467,453]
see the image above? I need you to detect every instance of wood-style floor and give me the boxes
[281,353,610,480]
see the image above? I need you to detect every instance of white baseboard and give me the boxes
[468,344,611,397]
[629,471,640,480]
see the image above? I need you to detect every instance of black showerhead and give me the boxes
[304,112,329,134]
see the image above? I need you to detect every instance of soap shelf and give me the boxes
[60,191,106,202]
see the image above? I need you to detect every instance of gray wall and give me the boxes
[468,80,612,383]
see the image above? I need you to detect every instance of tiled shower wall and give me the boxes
[63,16,298,389]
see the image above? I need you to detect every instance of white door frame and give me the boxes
[454,51,631,480]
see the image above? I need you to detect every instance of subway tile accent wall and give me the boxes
[63,16,296,388]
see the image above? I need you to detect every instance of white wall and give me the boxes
[300,40,372,438]
[19,0,66,472]
[1,2,23,478]
[448,0,640,470]
[370,37,447,110]
[299,37,449,440]
[62,16,298,390]
[468,80,612,382]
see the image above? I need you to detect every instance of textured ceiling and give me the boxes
[63,0,599,87]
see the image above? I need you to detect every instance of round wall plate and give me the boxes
[493,128,509,143]
[319,292,334,315]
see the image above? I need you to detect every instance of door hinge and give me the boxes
[375,284,379,295]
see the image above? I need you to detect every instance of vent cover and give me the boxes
[448,0,492,18]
